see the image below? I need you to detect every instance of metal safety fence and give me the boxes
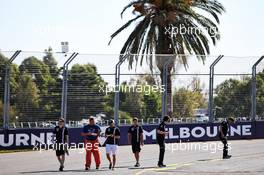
[0,51,263,129]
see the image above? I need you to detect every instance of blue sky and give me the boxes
[0,0,264,86]
[1,0,264,55]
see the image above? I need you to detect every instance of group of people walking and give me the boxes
[52,115,234,171]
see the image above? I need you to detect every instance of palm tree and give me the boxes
[109,0,225,115]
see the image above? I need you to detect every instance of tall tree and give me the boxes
[214,78,251,118]
[173,87,206,117]
[67,64,107,120]
[19,56,52,92]
[0,53,8,103]
[43,47,59,79]
[0,53,19,122]
[109,0,225,114]
[19,56,57,119]
[43,47,61,119]
[15,74,40,121]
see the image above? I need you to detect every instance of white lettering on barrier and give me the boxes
[46,132,54,145]
[31,133,45,145]
[242,125,251,136]
[206,126,218,137]
[180,127,190,138]
[191,127,205,138]
[0,134,14,147]
[143,129,156,140]
[16,134,30,146]
[143,125,252,140]
[0,124,253,148]
[168,128,179,139]
[230,126,241,136]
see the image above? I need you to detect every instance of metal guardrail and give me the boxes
[6,117,262,129]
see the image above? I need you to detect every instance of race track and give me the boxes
[0,139,263,175]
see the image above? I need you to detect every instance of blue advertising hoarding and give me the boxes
[0,121,263,149]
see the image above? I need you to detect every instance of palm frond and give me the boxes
[108,15,143,45]
[110,0,225,71]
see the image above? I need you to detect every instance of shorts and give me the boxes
[106,144,118,155]
[56,150,65,156]
[55,143,66,156]
[132,142,141,153]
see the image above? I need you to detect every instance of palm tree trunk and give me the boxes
[167,65,173,115]
[160,64,173,116]
[156,25,174,117]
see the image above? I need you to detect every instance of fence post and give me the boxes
[208,55,224,123]
[251,56,264,121]
[162,58,174,117]
[3,50,21,129]
[60,52,79,123]
[114,55,128,126]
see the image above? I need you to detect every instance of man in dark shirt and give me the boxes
[105,120,120,170]
[156,115,170,167]
[128,117,144,167]
[53,118,69,171]
[81,117,101,170]
[219,117,235,159]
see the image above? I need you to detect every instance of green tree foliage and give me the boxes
[214,78,251,118]
[119,83,145,118]
[43,47,59,79]
[214,72,264,118]
[116,76,162,119]
[19,56,52,91]
[67,64,107,120]
[0,53,8,102]
[0,100,3,124]
[105,74,162,120]
[15,74,40,121]
[142,90,161,118]
[256,71,264,117]
[42,49,61,119]
[173,88,206,117]
[0,53,19,123]
[0,53,19,103]
[19,56,59,119]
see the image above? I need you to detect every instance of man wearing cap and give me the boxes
[156,115,170,167]
[219,117,235,159]
[81,117,101,170]
[104,120,120,170]
[128,117,144,167]
[53,118,69,171]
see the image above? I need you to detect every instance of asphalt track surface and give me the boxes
[0,139,264,175]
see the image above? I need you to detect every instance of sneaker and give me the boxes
[223,155,232,159]
[85,166,90,170]
[109,163,112,170]
[158,164,166,167]
[134,162,140,167]
[96,166,99,170]
[59,166,63,171]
